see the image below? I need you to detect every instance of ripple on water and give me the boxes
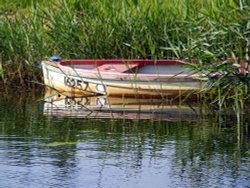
[0,93,249,188]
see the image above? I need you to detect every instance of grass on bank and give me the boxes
[0,0,250,109]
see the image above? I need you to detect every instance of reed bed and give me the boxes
[0,0,250,108]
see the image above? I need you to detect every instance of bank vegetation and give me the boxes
[0,0,250,109]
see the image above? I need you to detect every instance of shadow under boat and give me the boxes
[43,90,208,121]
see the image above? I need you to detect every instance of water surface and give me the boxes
[0,91,249,188]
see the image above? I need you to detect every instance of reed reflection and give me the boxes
[0,90,248,188]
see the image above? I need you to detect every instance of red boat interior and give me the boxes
[59,60,191,75]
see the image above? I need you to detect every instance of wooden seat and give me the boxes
[97,63,139,73]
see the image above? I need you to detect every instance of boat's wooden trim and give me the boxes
[60,59,185,66]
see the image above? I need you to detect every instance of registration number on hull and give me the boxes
[64,76,88,90]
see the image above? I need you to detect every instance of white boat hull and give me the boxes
[41,60,204,97]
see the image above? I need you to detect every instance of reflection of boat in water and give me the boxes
[43,90,207,121]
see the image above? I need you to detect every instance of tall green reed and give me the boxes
[0,0,249,111]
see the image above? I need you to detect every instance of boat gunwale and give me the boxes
[42,60,203,79]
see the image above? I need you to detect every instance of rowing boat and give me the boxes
[41,59,204,97]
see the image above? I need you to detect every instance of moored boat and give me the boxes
[41,59,204,97]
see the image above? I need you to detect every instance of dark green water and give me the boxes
[0,91,249,188]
